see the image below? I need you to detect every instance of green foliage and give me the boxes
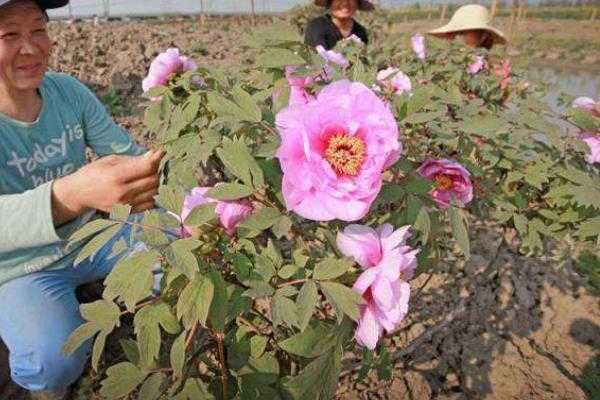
[66,20,600,399]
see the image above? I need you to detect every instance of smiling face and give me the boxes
[330,0,359,20]
[0,0,51,94]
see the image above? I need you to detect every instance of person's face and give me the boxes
[460,30,485,48]
[330,0,359,20]
[0,0,51,94]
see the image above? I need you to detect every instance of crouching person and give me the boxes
[0,1,163,398]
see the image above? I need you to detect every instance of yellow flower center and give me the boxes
[324,134,366,176]
[434,174,454,191]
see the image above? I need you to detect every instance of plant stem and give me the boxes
[215,332,228,400]
[277,278,309,288]
[185,321,200,351]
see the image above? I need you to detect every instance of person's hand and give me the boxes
[51,150,164,225]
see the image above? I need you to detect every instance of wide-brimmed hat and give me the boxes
[0,0,69,10]
[428,4,507,45]
[314,0,375,12]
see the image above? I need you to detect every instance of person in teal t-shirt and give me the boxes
[0,1,164,399]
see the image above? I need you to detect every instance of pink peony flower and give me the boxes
[285,66,315,106]
[376,67,412,95]
[573,97,600,117]
[579,132,600,164]
[275,80,402,221]
[142,48,198,92]
[337,224,418,350]
[179,186,253,236]
[411,33,426,61]
[468,55,486,75]
[417,159,474,209]
[316,45,350,68]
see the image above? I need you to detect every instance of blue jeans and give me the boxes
[0,219,159,391]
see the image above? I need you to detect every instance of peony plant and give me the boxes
[63,22,599,400]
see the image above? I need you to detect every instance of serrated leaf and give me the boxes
[272,291,298,328]
[279,321,337,358]
[205,183,253,200]
[99,362,148,400]
[313,258,351,281]
[296,280,318,331]
[177,274,215,329]
[103,250,159,312]
[232,85,262,123]
[577,217,600,239]
[319,281,363,322]
[448,206,471,259]
[68,219,119,248]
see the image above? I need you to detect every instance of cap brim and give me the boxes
[0,0,69,9]
[428,24,507,45]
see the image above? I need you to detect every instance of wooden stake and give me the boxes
[440,3,448,21]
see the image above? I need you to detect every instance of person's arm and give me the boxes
[305,18,327,48]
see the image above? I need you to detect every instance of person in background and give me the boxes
[305,0,373,50]
[427,4,507,50]
[0,1,163,399]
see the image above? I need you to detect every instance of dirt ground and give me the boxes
[1,14,599,400]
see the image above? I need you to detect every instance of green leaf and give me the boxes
[207,269,228,332]
[281,345,343,400]
[231,85,262,123]
[119,339,140,364]
[217,138,264,188]
[173,378,214,400]
[462,115,510,137]
[170,332,186,378]
[74,224,122,265]
[278,264,298,279]
[296,280,318,331]
[134,302,180,366]
[110,204,132,221]
[313,258,352,281]
[256,48,305,69]
[279,321,338,358]
[448,206,470,259]
[414,207,431,243]
[62,322,101,357]
[319,281,363,322]
[169,239,202,279]
[571,186,600,210]
[138,372,166,400]
[103,250,159,312]
[99,362,148,400]
[271,215,292,239]
[68,219,118,248]
[272,290,298,328]
[205,183,253,201]
[403,110,445,124]
[177,274,215,329]
[157,185,185,215]
[183,94,202,123]
[238,207,281,238]
[184,203,217,227]
[577,217,600,239]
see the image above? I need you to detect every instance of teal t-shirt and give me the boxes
[0,72,144,287]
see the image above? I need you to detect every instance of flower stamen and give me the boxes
[324,134,366,176]
[434,174,454,191]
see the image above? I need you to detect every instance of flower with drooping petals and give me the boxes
[417,159,473,209]
[468,55,486,75]
[142,48,198,92]
[337,224,419,350]
[285,66,315,106]
[411,33,426,61]
[275,80,402,221]
[179,186,253,236]
[316,45,350,68]
[376,67,412,95]
[579,132,600,164]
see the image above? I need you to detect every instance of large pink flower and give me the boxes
[417,159,473,209]
[468,56,486,75]
[376,67,412,95]
[411,33,426,61]
[285,66,315,106]
[275,80,402,221]
[579,132,600,164]
[142,48,198,92]
[337,224,418,350]
[179,186,253,236]
[573,97,600,117]
[316,45,350,68]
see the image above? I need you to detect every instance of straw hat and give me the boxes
[428,4,507,45]
[314,0,375,12]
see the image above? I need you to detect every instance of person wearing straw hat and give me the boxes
[305,0,373,50]
[0,1,165,399]
[428,4,507,49]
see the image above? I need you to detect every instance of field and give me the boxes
[1,7,600,400]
